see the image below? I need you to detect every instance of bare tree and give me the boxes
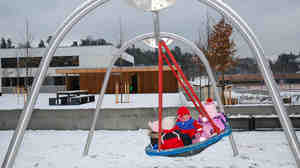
[16,19,34,94]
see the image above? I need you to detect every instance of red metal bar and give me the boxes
[158,42,163,151]
[160,48,203,117]
[160,41,221,134]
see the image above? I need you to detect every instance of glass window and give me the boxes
[2,77,66,86]
[1,56,79,68]
[1,58,17,68]
[42,76,66,85]
[19,57,41,68]
[2,77,34,87]
[50,56,79,67]
[54,76,66,85]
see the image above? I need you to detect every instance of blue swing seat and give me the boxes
[145,124,232,157]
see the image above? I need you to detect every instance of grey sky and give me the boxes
[0,0,299,60]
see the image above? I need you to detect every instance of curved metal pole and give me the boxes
[83,53,118,155]
[84,32,239,156]
[1,0,111,168]
[198,0,300,165]
[197,0,300,166]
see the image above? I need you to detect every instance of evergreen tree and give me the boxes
[71,41,78,47]
[7,38,12,48]
[1,38,7,48]
[46,35,52,45]
[272,53,299,73]
[38,40,46,48]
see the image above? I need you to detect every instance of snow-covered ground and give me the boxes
[190,77,300,104]
[0,130,298,168]
[1,91,300,111]
[0,93,187,110]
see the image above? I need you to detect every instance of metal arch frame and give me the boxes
[197,0,300,166]
[1,1,111,168]
[83,32,239,156]
[2,0,299,167]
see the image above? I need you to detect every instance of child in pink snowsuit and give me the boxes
[193,98,227,143]
[201,98,227,132]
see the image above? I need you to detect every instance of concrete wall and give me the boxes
[1,105,300,130]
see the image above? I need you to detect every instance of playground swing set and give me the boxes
[2,1,300,168]
[145,40,232,157]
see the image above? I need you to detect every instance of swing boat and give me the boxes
[145,124,232,157]
[144,40,234,157]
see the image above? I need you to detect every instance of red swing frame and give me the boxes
[157,40,221,151]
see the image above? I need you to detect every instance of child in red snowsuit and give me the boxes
[176,106,203,145]
[160,117,184,150]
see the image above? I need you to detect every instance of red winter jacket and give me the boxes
[160,128,184,150]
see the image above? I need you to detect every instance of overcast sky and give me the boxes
[0,0,299,60]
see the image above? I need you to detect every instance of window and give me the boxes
[19,57,41,68]
[1,56,79,68]
[1,77,31,87]
[2,77,65,87]
[54,77,66,85]
[50,56,79,67]
[1,58,17,68]
[43,76,66,85]
[2,78,16,87]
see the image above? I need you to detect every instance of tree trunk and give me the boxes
[221,71,226,105]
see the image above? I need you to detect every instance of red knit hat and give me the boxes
[206,98,213,103]
[177,106,190,117]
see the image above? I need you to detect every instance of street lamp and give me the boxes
[125,0,176,11]
[143,37,173,48]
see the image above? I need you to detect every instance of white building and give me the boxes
[0,45,134,94]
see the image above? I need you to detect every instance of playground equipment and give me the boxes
[145,124,232,157]
[144,39,233,156]
[2,0,300,168]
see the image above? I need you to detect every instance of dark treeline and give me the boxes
[125,45,190,66]
[2,36,300,75]
[228,52,300,74]
[126,45,202,80]
[270,52,300,74]
[72,36,113,47]
[0,37,14,49]
[0,36,113,49]
[126,45,300,78]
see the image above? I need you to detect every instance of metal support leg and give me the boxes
[1,1,110,168]
[198,0,300,165]
[83,55,118,156]
[152,10,163,151]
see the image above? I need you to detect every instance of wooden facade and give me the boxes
[56,66,178,94]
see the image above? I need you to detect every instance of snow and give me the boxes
[1,91,299,111]
[0,130,298,168]
[190,76,300,104]
[190,76,209,86]
[0,93,186,110]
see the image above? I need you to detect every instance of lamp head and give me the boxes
[126,0,176,12]
[143,37,173,48]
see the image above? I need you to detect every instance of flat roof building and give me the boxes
[0,45,133,94]
[56,66,179,94]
